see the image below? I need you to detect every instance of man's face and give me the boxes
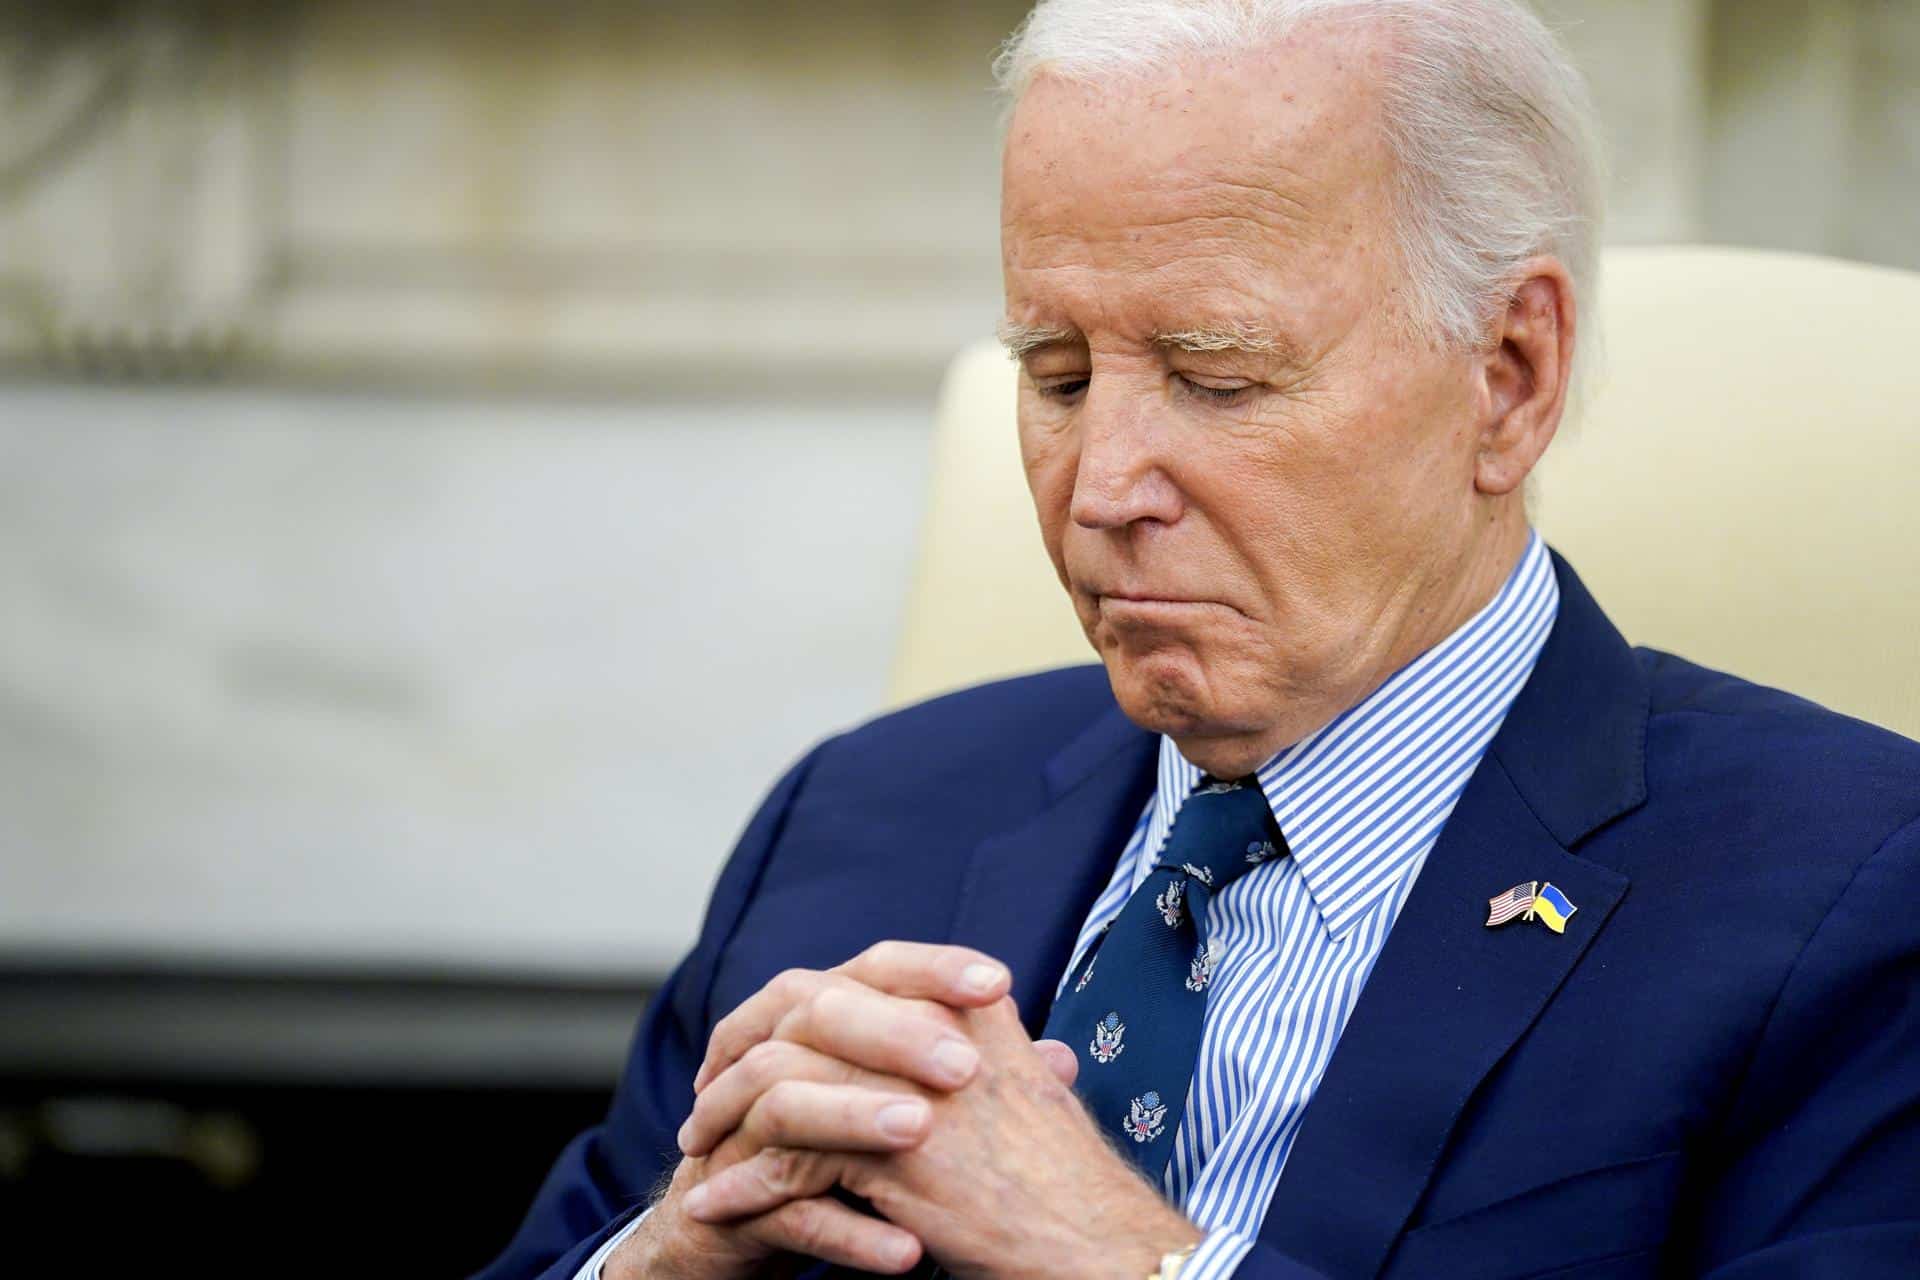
[1001,31,1497,768]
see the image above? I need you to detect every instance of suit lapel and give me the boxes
[945,701,1159,1032]
[1258,552,1649,1278]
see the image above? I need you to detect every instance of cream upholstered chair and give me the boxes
[888,246,1920,742]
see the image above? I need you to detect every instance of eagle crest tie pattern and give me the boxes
[1040,776,1287,1183]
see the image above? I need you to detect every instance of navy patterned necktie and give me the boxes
[1041,776,1287,1183]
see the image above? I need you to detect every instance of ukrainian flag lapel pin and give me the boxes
[1531,882,1577,933]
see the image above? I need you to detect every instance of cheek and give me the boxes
[1167,407,1401,648]
[1282,366,1465,534]
[1350,380,1481,545]
[1180,409,1349,566]
[1018,415,1079,548]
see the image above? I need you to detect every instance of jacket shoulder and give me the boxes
[834,663,1119,755]
[811,664,1123,798]
[1637,647,1920,843]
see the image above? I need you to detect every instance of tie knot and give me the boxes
[1153,776,1287,891]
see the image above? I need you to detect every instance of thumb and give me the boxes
[1032,1038,1080,1086]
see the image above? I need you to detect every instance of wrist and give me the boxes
[1056,1159,1201,1280]
[1149,1241,1200,1280]
[603,1200,687,1280]
[1091,1211,1202,1280]
[1137,1225,1205,1279]
[599,1216,653,1280]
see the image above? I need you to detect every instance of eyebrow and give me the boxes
[996,321,1080,360]
[995,318,1303,366]
[1152,321,1300,364]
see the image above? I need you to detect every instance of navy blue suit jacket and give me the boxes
[478,554,1920,1279]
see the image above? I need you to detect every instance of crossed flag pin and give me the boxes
[1485,879,1577,933]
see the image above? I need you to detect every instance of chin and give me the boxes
[1101,644,1222,738]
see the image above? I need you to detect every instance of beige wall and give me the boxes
[1,0,1914,975]
[2,0,1916,394]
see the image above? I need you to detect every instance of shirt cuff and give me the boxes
[574,1206,653,1280]
[1180,1227,1258,1280]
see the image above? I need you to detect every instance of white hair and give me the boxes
[993,0,1606,361]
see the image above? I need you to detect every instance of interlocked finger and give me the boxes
[732,1079,932,1155]
[740,1188,922,1275]
[770,982,981,1091]
[681,1039,926,1157]
[686,1145,844,1224]
[695,946,1010,1093]
[698,968,895,1092]
[832,941,1010,1007]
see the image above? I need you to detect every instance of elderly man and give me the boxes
[479,1,1920,1277]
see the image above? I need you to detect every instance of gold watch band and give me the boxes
[1150,1243,1200,1280]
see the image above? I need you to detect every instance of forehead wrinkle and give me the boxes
[1196,173,1317,228]
[1009,186,1313,247]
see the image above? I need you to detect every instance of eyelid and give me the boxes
[1022,351,1087,375]
[1175,373,1255,404]
[1032,373,1090,400]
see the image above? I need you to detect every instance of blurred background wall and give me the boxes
[0,1,1915,1273]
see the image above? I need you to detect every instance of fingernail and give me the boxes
[876,1099,929,1141]
[929,1036,980,1085]
[675,1119,695,1153]
[684,1183,710,1218]
[959,962,1005,996]
[884,1236,918,1270]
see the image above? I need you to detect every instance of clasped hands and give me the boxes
[608,942,1201,1279]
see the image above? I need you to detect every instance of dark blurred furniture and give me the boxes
[0,964,653,1276]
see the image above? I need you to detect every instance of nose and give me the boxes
[1067,377,1185,531]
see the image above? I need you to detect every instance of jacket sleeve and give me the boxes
[1690,811,1920,1278]
[1220,1243,1336,1279]
[469,739,832,1280]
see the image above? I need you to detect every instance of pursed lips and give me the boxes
[1088,587,1240,613]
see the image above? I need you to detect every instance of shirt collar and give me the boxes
[1147,531,1560,940]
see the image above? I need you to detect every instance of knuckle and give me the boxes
[738,1038,786,1081]
[772,1199,837,1254]
[772,967,819,1001]
[763,1077,806,1111]
[707,1017,750,1060]
[799,974,862,1032]
[823,969,866,997]
[809,981,854,1022]
[752,1078,806,1137]
[774,998,815,1042]
[863,939,904,969]
[703,1020,737,1059]
[759,1146,812,1195]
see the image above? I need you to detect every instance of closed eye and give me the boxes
[1032,374,1256,405]
[1033,375,1090,402]
[1177,375,1256,406]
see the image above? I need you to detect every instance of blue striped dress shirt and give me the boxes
[1068,530,1558,1279]
[584,530,1558,1279]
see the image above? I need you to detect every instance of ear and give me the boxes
[1474,257,1576,496]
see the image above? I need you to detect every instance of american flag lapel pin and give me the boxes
[1485,880,1540,928]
